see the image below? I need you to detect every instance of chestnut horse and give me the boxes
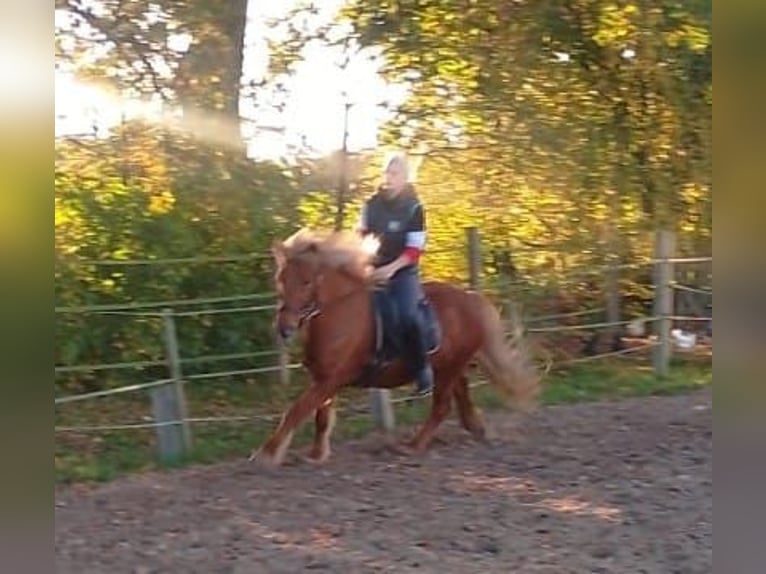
[251,229,540,467]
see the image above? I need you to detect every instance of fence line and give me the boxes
[55,358,167,374]
[483,260,655,291]
[671,282,712,295]
[557,341,661,365]
[522,307,605,324]
[49,309,646,379]
[180,349,280,366]
[54,341,663,433]
[56,421,182,433]
[60,252,273,267]
[172,303,276,318]
[52,311,710,404]
[55,292,276,314]
[54,228,712,465]
[663,256,712,264]
[48,308,611,377]
[54,364,303,405]
[58,244,710,271]
[55,349,282,375]
[527,317,659,333]
[55,378,175,405]
[184,364,303,381]
[59,249,708,270]
[54,256,710,316]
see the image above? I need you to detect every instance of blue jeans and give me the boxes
[387,266,430,376]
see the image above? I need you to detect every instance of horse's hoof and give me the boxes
[385,442,412,456]
[248,448,281,469]
[479,437,499,450]
[469,429,488,443]
[301,449,331,465]
[391,440,426,457]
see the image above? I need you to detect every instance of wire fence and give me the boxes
[54,306,676,407]
[59,252,274,267]
[55,292,277,315]
[53,339,665,433]
[54,230,712,464]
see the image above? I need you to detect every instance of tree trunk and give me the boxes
[173,0,249,154]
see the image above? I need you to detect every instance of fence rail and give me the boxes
[54,340,664,434]
[59,252,273,267]
[527,317,659,333]
[55,292,276,314]
[671,283,713,296]
[54,378,177,405]
[55,349,282,375]
[54,227,712,464]
[522,307,605,324]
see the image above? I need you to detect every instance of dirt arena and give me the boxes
[55,389,712,573]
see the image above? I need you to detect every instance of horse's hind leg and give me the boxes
[453,374,488,442]
[408,375,454,453]
[305,398,336,464]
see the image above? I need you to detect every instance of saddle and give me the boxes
[352,288,441,386]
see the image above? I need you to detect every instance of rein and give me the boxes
[280,269,372,329]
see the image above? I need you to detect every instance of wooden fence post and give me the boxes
[604,255,621,349]
[369,388,396,434]
[150,308,192,462]
[466,226,481,290]
[652,230,676,378]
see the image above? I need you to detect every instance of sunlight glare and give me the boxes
[55,0,410,160]
[361,234,381,256]
[55,72,169,137]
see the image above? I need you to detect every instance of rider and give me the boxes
[357,152,434,396]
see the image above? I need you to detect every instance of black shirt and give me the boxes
[360,186,426,268]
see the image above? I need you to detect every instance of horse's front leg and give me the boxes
[251,382,337,467]
[304,397,336,464]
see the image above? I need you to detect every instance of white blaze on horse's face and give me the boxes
[274,261,316,341]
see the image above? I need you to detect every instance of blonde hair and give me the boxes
[383,151,410,179]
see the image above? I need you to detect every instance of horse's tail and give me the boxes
[474,293,541,412]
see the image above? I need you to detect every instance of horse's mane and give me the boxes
[280,228,375,281]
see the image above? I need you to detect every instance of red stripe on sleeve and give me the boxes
[403,246,422,263]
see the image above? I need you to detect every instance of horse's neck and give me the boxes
[306,268,369,347]
[303,268,371,375]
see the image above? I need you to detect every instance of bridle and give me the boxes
[278,282,320,329]
[278,269,369,329]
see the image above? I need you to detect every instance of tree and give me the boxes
[54,121,300,391]
[55,0,250,151]
[340,0,711,225]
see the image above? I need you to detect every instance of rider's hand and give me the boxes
[371,265,394,284]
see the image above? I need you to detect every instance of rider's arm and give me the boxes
[402,203,426,264]
[383,252,416,276]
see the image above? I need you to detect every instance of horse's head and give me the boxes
[271,229,378,341]
[272,239,321,341]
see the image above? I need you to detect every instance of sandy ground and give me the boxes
[55,388,712,573]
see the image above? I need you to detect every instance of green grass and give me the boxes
[55,355,711,484]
